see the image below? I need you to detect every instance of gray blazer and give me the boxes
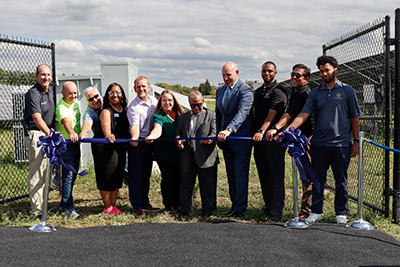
[175,107,219,173]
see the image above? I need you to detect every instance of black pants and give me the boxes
[157,160,181,209]
[254,141,286,217]
[180,151,217,214]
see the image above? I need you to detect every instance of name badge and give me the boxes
[114,113,120,118]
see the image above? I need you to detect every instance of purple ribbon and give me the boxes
[278,126,322,195]
[74,136,254,144]
[37,129,87,185]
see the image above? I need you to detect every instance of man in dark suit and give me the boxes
[175,91,219,217]
[216,62,254,218]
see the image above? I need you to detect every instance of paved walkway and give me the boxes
[1,222,399,266]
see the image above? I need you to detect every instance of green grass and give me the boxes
[1,148,399,240]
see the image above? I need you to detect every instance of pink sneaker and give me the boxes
[112,206,124,215]
[102,206,115,215]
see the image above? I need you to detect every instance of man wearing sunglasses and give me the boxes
[175,91,219,217]
[80,86,103,139]
[266,64,314,219]
[253,61,288,221]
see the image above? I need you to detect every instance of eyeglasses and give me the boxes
[190,103,203,108]
[108,91,122,96]
[88,94,99,102]
[291,72,304,78]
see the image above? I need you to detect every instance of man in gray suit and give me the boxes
[176,91,219,217]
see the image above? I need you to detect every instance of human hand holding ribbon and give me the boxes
[37,129,88,185]
[278,126,323,195]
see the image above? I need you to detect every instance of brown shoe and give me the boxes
[143,205,161,213]
[134,208,146,217]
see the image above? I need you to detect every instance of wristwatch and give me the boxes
[271,125,278,130]
[226,127,233,133]
[258,129,265,134]
[353,138,359,143]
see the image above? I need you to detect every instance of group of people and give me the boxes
[23,54,360,224]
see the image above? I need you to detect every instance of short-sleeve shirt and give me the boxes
[286,84,314,138]
[253,80,288,131]
[55,98,81,140]
[152,110,179,162]
[23,82,55,130]
[83,105,102,138]
[301,80,361,147]
[127,95,157,138]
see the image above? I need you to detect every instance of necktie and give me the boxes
[223,86,231,110]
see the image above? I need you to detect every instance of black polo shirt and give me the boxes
[286,84,314,138]
[23,82,55,130]
[253,80,287,132]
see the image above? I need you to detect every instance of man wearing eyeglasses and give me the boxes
[175,91,219,217]
[266,63,315,219]
[127,76,160,216]
[252,61,288,221]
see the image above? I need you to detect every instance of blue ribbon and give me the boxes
[278,126,323,195]
[37,129,88,185]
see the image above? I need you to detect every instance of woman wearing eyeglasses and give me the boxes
[94,82,130,215]
[146,90,184,214]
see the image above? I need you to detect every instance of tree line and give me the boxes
[155,79,217,97]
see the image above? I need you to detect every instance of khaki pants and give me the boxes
[24,130,48,216]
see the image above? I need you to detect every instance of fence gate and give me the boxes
[320,18,391,215]
[0,35,55,204]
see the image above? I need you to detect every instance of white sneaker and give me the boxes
[336,215,347,224]
[305,212,323,224]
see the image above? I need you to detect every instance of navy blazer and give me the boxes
[215,79,253,152]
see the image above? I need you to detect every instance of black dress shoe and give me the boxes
[221,207,235,216]
[229,211,245,218]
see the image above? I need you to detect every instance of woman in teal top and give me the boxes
[147,90,184,213]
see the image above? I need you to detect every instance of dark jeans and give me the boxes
[128,142,152,209]
[60,142,80,210]
[157,160,181,209]
[310,144,351,216]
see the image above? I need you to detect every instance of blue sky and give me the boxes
[1,0,397,87]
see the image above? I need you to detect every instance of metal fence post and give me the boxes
[393,8,400,224]
[384,15,391,218]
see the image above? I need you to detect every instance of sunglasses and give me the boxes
[88,94,99,102]
[291,72,304,78]
[190,103,203,108]
[108,91,122,96]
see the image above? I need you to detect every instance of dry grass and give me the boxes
[1,149,399,240]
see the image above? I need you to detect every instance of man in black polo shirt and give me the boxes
[252,61,288,220]
[23,64,55,217]
[266,63,314,219]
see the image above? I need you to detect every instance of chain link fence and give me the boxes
[0,35,55,204]
[321,18,389,213]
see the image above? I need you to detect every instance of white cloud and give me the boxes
[194,37,211,47]
[0,0,397,86]
[54,40,86,52]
